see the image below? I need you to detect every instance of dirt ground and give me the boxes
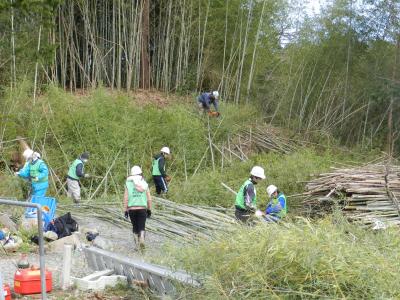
[0,215,165,299]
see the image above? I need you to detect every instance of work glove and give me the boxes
[84,173,90,178]
[32,177,39,182]
[147,209,152,218]
[124,211,129,219]
[255,210,263,217]
[14,172,19,177]
[165,175,171,183]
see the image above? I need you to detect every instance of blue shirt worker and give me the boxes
[197,91,220,116]
[235,166,266,223]
[265,185,287,222]
[67,152,90,204]
[151,147,171,195]
[16,149,49,197]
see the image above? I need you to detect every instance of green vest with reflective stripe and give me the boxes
[68,159,84,180]
[152,157,161,176]
[271,193,287,218]
[126,180,148,208]
[30,160,48,183]
[235,179,256,209]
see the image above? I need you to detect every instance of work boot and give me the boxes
[138,231,145,250]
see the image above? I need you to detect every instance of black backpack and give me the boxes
[53,212,79,238]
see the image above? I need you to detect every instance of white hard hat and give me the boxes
[22,149,34,160]
[267,185,278,197]
[212,91,219,99]
[161,146,170,155]
[250,166,266,179]
[32,152,41,160]
[130,165,142,176]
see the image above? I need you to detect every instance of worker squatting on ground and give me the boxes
[124,166,152,248]
[152,147,171,195]
[197,91,220,116]
[15,149,49,197]
[264,185,287,222]
[234,166,266,223]
[67,152,90,204]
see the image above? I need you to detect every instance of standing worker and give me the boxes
[197,91,220,116]
[67,152,90,204]
[152,147,171,195]
[124,166,152,249]
[235,166,266,223]
[265,185,287,222]
[16,150,49,197]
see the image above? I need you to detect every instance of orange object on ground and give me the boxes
[208,111,220,117]
[3,284,12,300]
[14,269,52,295]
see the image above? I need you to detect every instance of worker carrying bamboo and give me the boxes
[124,165,152,249]
[15,149,49,197]
[67,152,90,204]
[152,146,171,195]
[197,91,220,116]
[234,166,266,222]
[264,185,287,222]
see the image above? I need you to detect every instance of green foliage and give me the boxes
[164,217,400,299]
[0,85,263,198]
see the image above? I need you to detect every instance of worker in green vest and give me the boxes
[67,152,90,204]
[235,166,266,223]
[16,150,49,197]
[265,185,287,222]
[124,165,152,249]
[152,147,171,195]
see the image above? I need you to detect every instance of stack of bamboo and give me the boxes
[303,163,400,227]
[59,197,236,243]
[220,126,297,162]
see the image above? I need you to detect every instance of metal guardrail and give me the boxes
[0,198,47,300]
[83,246,200,295]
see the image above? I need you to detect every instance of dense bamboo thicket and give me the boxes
[0,0,399,149]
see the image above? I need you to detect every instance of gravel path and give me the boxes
[0,215,165,288]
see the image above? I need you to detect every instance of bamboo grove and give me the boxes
[1,0,400,150]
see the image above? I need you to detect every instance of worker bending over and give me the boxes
[124,166,152,249]
[197,91,220,116]
[67,152,90,204]
[16,149,49,197]
[265,185,287,222]
[152,147,171,195]
[235,166,266,223]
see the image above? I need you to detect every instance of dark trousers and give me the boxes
[128,209,147,235]
[153,175,168,194]
[235,208,252,223]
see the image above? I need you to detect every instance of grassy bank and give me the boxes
[163,216,400,299]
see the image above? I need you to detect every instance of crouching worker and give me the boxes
[235,166,266,223]
[124,166,152,249]
[16,150,49,197]
[265,185,287,222]
[197,91,220,116]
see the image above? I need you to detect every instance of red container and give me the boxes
[3,284,12,300]
[14,269,52,295]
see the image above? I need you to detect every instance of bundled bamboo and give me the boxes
[220,125,297,161]
[58,197,236,243]
[303,163,400,227]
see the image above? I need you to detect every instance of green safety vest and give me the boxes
[270,193,287,218]
[152,157,162,176]
[126,180,148,208]
[235,179,256,210]
[68,159,84,180]
[29,160,48,183]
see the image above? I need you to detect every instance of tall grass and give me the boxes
[0,85,260,198]
[163,216,400,299]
